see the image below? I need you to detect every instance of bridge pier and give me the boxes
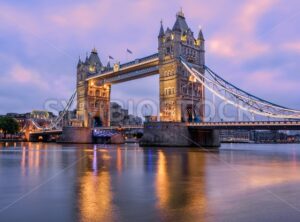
[59,127,93,144]
[188,128,220,147]
[140,122,220,148]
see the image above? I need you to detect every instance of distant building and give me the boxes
[220,130,252,143]
[220,129,300,143]
[30,110,56,120]
[5,113,31,129]
[59,110,77,127]
[123,114,143,126]
[252,130,288,143]
[144,116,158,122]
[110,102,142,126]
[110,102,127,126]
[2,111,57,130]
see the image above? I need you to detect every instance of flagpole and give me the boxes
[125,49,133,63]
[125,50,128,63]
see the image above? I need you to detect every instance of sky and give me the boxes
[1,0,300,115]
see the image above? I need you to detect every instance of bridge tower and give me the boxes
[158,10,205,122]
[76,48,111,127]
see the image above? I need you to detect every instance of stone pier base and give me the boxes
[140,122,220,148]
[188,128,220,147]
[59,127,93,144]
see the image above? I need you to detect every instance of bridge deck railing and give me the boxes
[88,53,159,79]
[94,125,144,130]
[187,121,300,126]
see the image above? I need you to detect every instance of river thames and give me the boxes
[0,143,300,222]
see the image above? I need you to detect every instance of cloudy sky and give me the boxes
[0,0,300,115]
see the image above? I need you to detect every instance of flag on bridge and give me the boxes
[126,49,133,54]
[109,55,114,60]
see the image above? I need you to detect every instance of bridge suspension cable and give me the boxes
[181,59,300,119]
[21,118,44,132]
[48,90,77,130]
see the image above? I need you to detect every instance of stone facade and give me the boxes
[140,122,191,146]
[59,127,93,143]
[158,10,205,122]
[77,49,111,127]
[140,122,220,147]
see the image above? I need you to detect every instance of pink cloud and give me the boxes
[0,0,299,114]
[0,61,72,98]
[9,65,49,90]
[243,70,300,93]
[47,2,111,32]
[0,0,166,55]
[0,4,39,35]
[236,0,277,33]
[207,36,270,60]
[207,0,276,60]
[281,42,300,53]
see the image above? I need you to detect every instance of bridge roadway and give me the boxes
[86,53,159,84]
[187,121,300,130]
[27,121,300,142]
[29,125,143,135]
[94,125,143,130]
[29,121,300,135]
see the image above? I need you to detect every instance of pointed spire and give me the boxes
[77,56,82,67]
[85,52,89,64]
[88,48,102,67]
[173,9,189,32]
[158,20,165,38]
[177,7,185,18]
[92,47,97,54]
[198,29,205,41]
[107,61,111,69]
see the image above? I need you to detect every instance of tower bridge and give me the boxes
[76,10,205,128]
[25,10,300,147]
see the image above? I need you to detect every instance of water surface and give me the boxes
[0,142,300,222]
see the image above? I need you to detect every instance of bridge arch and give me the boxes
[93,116,103,127]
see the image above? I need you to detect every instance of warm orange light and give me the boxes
[189,75,196,83]
[103,84,109,89]
[195,39,201,46]
[89,65,96,73]
[78,170,113,221]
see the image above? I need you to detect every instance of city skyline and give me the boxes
[1,0,300,114]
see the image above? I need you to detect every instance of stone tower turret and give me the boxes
[76,48,110,127]
[158,10,205,122]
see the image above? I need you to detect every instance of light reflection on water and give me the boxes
[0,142,300,221]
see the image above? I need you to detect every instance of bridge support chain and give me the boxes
[58,127,93,144]
[140,122,220,148]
